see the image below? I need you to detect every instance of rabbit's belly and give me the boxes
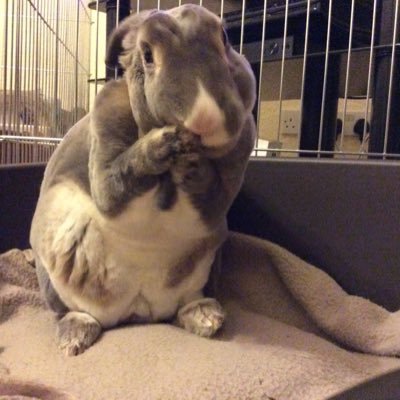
[46,184,223,328]
[92,239,217,327]
[91,187,221,327]
[57,243,216,328]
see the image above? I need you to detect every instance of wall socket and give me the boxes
[233,36,294,64]
[264,36,294,61]
[281,110,300,135]
[279,109,370,137]
[340,112,370,136]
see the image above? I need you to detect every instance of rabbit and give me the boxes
[30,4,256,356]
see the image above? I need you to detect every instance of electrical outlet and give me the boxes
[281,110,300,135]
[340,111,370,136]
[264,36,294,61]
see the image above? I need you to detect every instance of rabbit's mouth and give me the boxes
[184,114,220,137]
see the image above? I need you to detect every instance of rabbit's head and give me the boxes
[106,4,256,151]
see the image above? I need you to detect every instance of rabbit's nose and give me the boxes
[184,82,224,136]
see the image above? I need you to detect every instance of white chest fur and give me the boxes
[105,187,209,245]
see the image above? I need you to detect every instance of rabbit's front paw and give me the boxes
[176,298,225,337]
[171,153,216,194]
[176,129,202,153]
[145,127,202,174]
[145,126,182,173]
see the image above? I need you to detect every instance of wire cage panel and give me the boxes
[1,0,400,166]
[0,0,91,165]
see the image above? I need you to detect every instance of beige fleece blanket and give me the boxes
[1,232,400,400]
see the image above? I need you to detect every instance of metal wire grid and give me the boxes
[249,0,400,160]
[103,0,400,160]
[0,0,91,165]
[1,0,400,165]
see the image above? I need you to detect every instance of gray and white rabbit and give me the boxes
[30,4,256,356]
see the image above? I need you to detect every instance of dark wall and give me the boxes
[229,158,400,311]
[0,164,45,253]
[1,159,400,310]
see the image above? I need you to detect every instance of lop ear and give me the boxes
[105,23,131,69]
[105,10,157,69]
[227,47,257,114]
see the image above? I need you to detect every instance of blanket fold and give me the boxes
[1,232,400,400]
[226,234,400,357]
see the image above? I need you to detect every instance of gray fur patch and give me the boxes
[35,257,68,315]
[42,116,91,194]
[156,173,177,210]
[166,237,219,288]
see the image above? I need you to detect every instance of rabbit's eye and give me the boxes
[142,43,154,65]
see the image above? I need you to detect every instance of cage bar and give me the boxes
[317,0,333,156]
[338,0,356,153]
[298,0,311,152]
[276,0,290,145]
[256,0,268,139]
[383,0,400,157]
